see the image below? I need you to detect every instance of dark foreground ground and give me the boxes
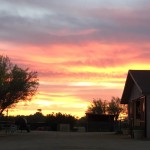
[0,131,150,150]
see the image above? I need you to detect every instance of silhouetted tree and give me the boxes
[87,98,107,114]
[45,112,77,131]
[76,116,87,127]
[27,112,45,123]
[0,55,39,115]
[107,97,123,121]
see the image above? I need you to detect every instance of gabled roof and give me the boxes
[121,70,150,104]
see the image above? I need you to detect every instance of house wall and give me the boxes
[146,95,150,138]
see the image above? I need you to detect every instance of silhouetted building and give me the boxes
[86,113,115,132]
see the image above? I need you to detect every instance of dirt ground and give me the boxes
[0,131,150,150]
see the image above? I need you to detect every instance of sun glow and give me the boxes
[35,100,53,106]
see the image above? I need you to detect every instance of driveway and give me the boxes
[0,131,150,150]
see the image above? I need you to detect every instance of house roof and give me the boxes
[121,70,150,104]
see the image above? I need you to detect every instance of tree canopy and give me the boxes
[107,97,123,121]
[87,98,107,114]
[0,55,39,115]
[108,97,123,116]
[87,97,125,121]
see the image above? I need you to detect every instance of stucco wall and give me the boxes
[146,95,150,138]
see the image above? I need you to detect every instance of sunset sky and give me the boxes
[0,0,150,118]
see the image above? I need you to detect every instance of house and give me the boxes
[121,70,150,138]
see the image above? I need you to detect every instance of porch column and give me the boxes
[146,95,150,138]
